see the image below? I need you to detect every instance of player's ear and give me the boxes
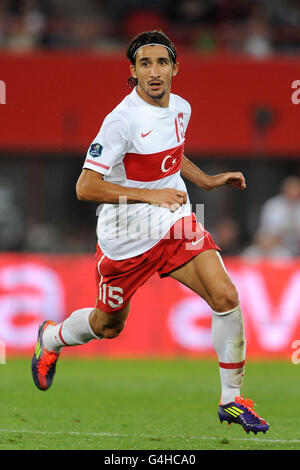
[130,64,137,79]
[172,62,179,77]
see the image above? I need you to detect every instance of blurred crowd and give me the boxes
[212,175,300,259]
[0,0,300,56]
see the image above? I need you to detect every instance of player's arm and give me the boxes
[76,169,187,211]
[181,155,246,191]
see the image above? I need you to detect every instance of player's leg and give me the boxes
[44,303,130,350]
[31,304,130,391]
[169,249,269,433]
[89,304,130,339]
[169,249,244,401]
[169,248,238,312]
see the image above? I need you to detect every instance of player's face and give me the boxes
[130,45,179,107]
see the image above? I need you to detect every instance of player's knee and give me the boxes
[90,306,128,339]
[94,321,125,339]
[103,324,124,339]
[210,282,239,313]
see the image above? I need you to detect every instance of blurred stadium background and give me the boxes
[1,0,300,364]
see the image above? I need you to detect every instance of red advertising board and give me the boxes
[0,51,300,156]
[0,253,299,360]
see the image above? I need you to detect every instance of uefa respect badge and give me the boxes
[89,143,103,158]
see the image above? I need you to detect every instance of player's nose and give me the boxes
[150,63,160,77]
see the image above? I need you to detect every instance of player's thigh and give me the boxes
[169,249,238,310]
[90,302,130,338]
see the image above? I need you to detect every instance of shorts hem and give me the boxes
[95,298,131,314]
[158,246,221,278]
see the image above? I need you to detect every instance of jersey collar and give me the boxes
[131,87,175,115]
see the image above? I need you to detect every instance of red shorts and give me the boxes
[95,213,220,313]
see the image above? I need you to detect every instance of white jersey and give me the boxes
[83,87,192,260]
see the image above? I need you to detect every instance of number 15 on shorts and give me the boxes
[99,283,124,309]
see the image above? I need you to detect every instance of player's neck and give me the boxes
[136,86,170,108]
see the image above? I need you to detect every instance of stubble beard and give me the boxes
[139,77,172,105]
[143,83,166,102]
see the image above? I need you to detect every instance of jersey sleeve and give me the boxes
[183,100,191,132]
[83,112,129,176]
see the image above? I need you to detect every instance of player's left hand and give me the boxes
[224,172,246,190]
[209,172,246,190]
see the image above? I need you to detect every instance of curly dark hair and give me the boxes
[126,30,177,88]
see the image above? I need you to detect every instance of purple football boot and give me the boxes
[218,395,269,434]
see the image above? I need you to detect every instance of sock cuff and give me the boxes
[60,308,102,346]
[87,313,103,340]
[212,302,240,316]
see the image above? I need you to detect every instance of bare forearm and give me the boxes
[181,155,246,191]
[181,155,213,190]
[77,177,149,204]
[76,169,187,209]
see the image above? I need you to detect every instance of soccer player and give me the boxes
[32,30,269,434]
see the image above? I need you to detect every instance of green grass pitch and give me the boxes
[0,357,299,450]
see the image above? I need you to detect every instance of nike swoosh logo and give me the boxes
[191,235,206,246]
[141,130,153,138]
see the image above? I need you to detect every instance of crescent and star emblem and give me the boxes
[161,156,177,173]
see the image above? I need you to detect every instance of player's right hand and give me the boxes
[146,188,187,212]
